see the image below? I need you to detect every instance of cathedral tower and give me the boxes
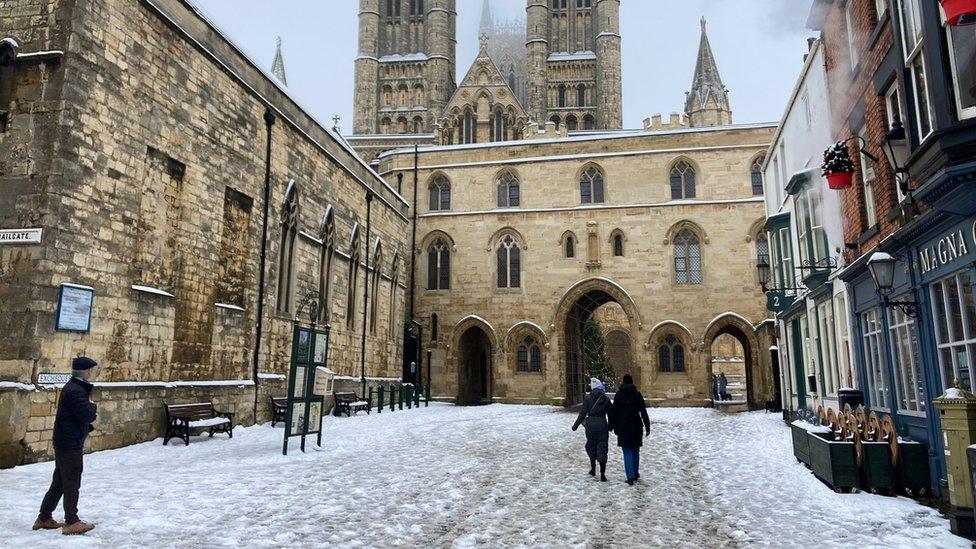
[525,0,622,131]
[353,0,457,135]
[684,18,732,128]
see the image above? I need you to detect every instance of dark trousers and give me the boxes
[39,448,84,524]
[622,446,641,480]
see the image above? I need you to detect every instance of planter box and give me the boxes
[898,441,931,496]
[862,441,895,491]
[808,432,859,491]
[791,423,811,464]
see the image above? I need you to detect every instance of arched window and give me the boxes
[496,235,522,289]
[429,176,451,211]
[583,114,595,130]
[396,116,408,133]
[388,252,399,338]
[670,161,696,200]
[580,166,605,204]
[756,233,769,267]
[380,117,392,135]
[492,109,507,142]
[577,85,586,107]
[413,116,424,133]
[463,110,475,144]
[497,172,520,208]
[346,225,361,329]
[427,238,450,290]
[430,313,438,341]
[658,334,686,372]
[549,115,561,130]
[612,232,624,257]
[381,85,393,106]
[566,115,578,131]
[317,207,336,322]
[751,155,766,196]
[386,0,394,17]
[277,183,299,314]
[565,235,575,258]
[517,336,542,372]
[369,241,383,334]
[508,66,517,91]
[674,229,702,285]
[558,85,567,107]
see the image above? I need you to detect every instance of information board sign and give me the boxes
[283,324,330,455]
[55,284,94,332]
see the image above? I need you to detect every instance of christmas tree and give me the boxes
[583,317,617,390]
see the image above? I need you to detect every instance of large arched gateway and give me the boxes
[553,278,642,407]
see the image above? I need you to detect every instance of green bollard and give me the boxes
[414,384,420,408]
[390,386,397,412]
[377,386,384,414]
[425,384,430,406]
[398,385,404,410]
[368,387,374,413]
[406,384,413,409]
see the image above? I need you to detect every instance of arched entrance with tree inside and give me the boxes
[702,314,762,409]
[553,278,642,407]
[452,316,497,405]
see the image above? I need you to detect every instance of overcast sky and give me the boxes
[198,0,816,132]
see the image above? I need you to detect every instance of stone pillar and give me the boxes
[594,0,622,130]
[354,0,380,134]
[526,0,549,124]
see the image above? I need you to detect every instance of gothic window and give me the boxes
[380,118,392,135]
[317,206,336,322]
[463,110,475,144]
[670,160,696,200]
[674,229,703,285]
[517,336,542,373]
[497,171,520,208]
[397,84,408,106]
[382,85,393,106]
[549,115,561,130]
[577,85,586,107]
[396,116,408,133]
[558,85,567,108]
[508,66,517,91]
[276,184,299,314]
[612,231,624,257]
[388,252,399,338]
[583,114,595,130]
[565,235,576,258]
[430,313,438,341]
[580,166,605,204]
[413,116,424,133]
[496,235,522,289]
[427,238,450,290]
[492,109,507,142]
[566,115,578,131]
[369,241,383,334]
[346,225,362,329]
[429,176,451,211]
[386,0,394,17]
[413,84,424,106]
[658,334,686,372]
[751,155,766,196]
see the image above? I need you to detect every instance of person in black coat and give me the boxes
[572,378,612,482]
[611,374,650,485]
[35,357,98,536]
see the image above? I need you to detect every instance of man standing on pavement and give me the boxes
[33,356,99,535]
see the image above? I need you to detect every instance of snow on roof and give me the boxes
[548,51,596,62]
[379,53,428,63]
[0,381,35,392]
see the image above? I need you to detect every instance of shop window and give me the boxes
[931,271,976,392]
[862,308,890,409]
[816,300,839,396]
[888,303,926,414]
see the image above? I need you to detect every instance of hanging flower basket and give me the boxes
[941,0,976,26]
[822,141,856,190]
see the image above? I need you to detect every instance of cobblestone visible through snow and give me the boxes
[0,404,966,548]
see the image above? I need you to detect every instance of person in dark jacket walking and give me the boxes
[35,357,98,536]
[572,378,612,482]
[611,374,650,485]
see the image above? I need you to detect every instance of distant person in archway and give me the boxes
[572,378,612,482]
[717,372,729,401]
[612,373,650,485]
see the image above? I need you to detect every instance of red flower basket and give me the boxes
[827,171,854,190]
[942,0,976,26]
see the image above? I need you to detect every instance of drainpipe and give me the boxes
[409,144,419,321]
[252,108,276,423]
[360,191,374,396]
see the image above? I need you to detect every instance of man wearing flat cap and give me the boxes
[34,356,98,535]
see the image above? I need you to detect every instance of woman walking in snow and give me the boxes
[572,378,612,482]
[611,374,650,485]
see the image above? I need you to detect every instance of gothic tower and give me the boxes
[353,0,457,135]
[525,0,622,131]
[684,18,732,128]
[480,0,529,108]
[271,36,287,86]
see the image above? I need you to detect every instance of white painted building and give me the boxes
[762,39,857,415]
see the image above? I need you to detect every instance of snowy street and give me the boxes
[0,404,967,548]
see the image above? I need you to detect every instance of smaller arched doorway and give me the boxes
[703,315,761,409]
[458,327,492,405]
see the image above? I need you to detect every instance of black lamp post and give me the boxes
[757,260,772,293]
[867,252,920,318]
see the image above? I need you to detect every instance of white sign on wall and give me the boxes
[0,228,42,245]
[56,283,94,332]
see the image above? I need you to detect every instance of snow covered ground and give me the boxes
[0,404,967,548]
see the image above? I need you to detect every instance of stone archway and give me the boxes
[457,326,492,405]
[553,278,642,407]
[702,314,763,409]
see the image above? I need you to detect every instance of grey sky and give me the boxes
[198,0,815,132]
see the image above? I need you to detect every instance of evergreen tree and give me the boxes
[583,317,617,390]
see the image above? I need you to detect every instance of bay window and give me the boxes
[946,19,976,119]
[899,0,934,140]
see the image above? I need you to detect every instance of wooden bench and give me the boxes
[269,396,287,427]
[332,391,370,417]
[163,401,234,445]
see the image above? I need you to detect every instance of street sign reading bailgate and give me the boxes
[0,228,42,245]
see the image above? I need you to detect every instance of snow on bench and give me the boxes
[348,401,369,407]
[188,417,230,428]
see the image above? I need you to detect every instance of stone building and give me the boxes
[480,0,528,109]
[0,0,409,467]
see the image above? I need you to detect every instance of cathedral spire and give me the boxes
[480,0,493,34]
[684,17,732,128]
[271,36,288,86]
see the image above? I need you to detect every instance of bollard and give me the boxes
[368,387,374,414]
[398,385,404,410]
[414,384,420,407]
[406,384,413,409]
[425,384,430,406]
[377,386,384,414]
[390,386,397,412]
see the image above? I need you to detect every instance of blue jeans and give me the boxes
[622,447,640,480]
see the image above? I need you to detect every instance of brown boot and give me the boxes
[32,518,63,530]
[62,521,95,535]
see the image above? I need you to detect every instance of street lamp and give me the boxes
[867,252,920,318]
[881,115,918,219]
[757,260,772,292]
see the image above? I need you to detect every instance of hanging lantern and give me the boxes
[821,141,857,190]
[942,0,976,26]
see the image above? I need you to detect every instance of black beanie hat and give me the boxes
[72,357,98,370]
[622,373,633,384]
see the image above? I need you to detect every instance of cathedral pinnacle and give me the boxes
[480,0,493,34]
[271,36,287,86]
[684,17,731,128]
